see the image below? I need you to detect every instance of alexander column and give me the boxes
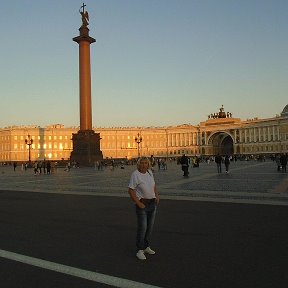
[70,4,103,166]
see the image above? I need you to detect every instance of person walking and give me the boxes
[46,160,51,175]
[215,154,222,173]
[224,155,230,173]
[276,154,281,171]
[180,154,189,177]
[280,154,287,173]
[128,157,160,260]
[33,161,38,175]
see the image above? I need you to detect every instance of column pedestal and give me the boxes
[71,130,103,166]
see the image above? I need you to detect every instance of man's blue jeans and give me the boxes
[135,202,157,250]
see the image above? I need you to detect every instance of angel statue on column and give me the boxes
[79,5,89,27]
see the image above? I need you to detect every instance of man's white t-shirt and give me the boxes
[128,169,156,200]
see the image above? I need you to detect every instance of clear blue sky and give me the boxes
[1,0,287,128]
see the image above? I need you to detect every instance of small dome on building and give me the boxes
[281,104,288,117]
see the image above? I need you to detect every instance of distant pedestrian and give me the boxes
[13,162,17,171]
[128,157,160,260]
[180,154,189,177]
[276,154,281,172]
[280,154,287,173]
[157,159,161,171]
[42,160,47,174]
[38,162,42,174]
[150,155,156,171]
[215,154,222,173]
[224,155,230,173]
[33,162,38,175]
[46,161,51,175]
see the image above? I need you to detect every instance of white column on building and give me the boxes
[204,132,207,145]
[239,129,242,142]
[272,126,275,141]
[253,128,256,142]
[175,133,179,147]
[244,129,247,143]
[180,133,183,146]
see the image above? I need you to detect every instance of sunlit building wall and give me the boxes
[0,105,287,162]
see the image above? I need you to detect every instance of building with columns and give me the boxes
[0,105,287,163]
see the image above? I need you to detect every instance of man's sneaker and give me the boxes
[144,247,156,255]
[136,250,146,260]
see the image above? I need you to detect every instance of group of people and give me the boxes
[179,154,232,176]
[215,154,231,174]
[33,160,52,175]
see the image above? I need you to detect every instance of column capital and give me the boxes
[73,26,95,44]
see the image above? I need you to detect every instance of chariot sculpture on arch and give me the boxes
[79,3,89,27]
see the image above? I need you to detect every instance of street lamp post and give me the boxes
[134,133,142,158]
[25,134,33,164]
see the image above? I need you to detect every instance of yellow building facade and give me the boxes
[1,105,287,162]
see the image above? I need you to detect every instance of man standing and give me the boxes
[224,155,230,173]
[280,154,287,173]
[215,154,222,173]
[180,154,189,177]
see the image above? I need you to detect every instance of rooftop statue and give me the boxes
[208,105,233,120]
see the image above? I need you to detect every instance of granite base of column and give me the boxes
[70,130,103,167]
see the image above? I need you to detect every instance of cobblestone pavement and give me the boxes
[0,160,287,205]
